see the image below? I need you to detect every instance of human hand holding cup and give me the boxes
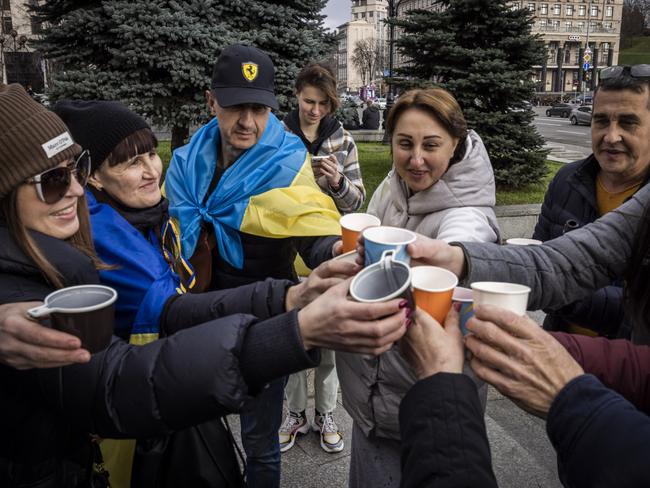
[27,285,117,354]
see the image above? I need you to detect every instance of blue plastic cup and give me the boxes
[452,287,474,335]
[362,226,416,267]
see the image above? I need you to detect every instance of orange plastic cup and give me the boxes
[411,266,459,324]
[340,213,381,253]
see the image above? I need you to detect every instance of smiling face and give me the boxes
[17,160,85,239]
[391,108,459,193]
[592,86,650,188]
[90,149,163,209]
[297,85,331,130]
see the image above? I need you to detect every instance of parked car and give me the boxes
[546,103,573,118]
[375,97,387,110]
[569,105,592,126]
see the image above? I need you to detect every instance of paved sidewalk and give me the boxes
[228,313,563,487]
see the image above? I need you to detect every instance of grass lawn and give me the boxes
[158,140,562,206]
[619,36,650,65]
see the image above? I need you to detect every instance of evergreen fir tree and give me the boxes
[32,0,332,149]
[392,0,548,188]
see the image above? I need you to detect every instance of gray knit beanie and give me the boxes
[0,83,81,200]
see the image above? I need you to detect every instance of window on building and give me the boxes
[565,21,573,31]
[566,5,573,16]
[1,0,10,10]
[578,5,586,16]
[604,21,613,30]
[511,2,521,10]
[369,11,373,17]
[565,48,571,64]
[528,3,535,12]
[577,21,585,30]
[553,4,561,15]
[590,20,598,30]
[31,16,42,34]
[590,5,598,16]
[605,6,613,17]
[361,12,365,18]
[2,15,12,33]
[539,19,547,29]
[354,13,358,19]
[551,19,560,30]
[540,3,548,15]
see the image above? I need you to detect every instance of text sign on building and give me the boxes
[568,35,581,41]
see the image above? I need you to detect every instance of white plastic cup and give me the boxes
[505,238,542,246]
[470,282,531,316]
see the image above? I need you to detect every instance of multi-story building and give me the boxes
[393,0,622,95]
[336,0,389,93]
[520,0,623,94]
[0,0,45,89]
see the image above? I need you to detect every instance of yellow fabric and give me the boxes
[100,333,158,487]
[129,333,160,346]
[241,159,341,239]
[100,439,136,488]
[596,176,641,216]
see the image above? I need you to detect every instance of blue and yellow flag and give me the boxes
[164,113,341,269]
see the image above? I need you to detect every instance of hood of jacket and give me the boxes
[388,130,496,217]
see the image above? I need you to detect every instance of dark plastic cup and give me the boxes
[28,285,117,353]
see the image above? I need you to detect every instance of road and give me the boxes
[531,106,592,162]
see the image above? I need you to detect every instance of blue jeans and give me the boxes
[240,377,285,488]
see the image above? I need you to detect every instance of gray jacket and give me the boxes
[336,131,497,441]
[459,182,650,342]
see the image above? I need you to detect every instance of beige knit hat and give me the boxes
[0,83,81,200]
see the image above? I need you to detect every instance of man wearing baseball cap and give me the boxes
[164,45,344,487]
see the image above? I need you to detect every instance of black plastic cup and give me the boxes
[28,285,117,353]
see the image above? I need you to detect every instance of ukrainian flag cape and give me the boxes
[165,113,341,268]
[87,191,179,345]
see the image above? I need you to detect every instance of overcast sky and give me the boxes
[323,0,351,30]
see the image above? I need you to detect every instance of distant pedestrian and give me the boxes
[361,99,380,130]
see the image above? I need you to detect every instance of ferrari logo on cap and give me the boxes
[242,62,259,82]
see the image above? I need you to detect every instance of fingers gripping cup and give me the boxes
[411,266,458,324]
[362,226,416,267]
[470,282,531,316]
[28,285,117,353]
[350,250,414,309]
[340,213,381,253]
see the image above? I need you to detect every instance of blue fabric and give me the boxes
[87,191,179,338]
[164,113,308,268]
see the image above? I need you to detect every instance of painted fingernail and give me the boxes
[406,307,413,318]
[405,318,413,328]
[398,300,408,308]
[453,302,461,312]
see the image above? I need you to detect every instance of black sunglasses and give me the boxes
[24,150,91,204]
[600,64,650,81]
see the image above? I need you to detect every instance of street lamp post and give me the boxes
[383,0,405,143]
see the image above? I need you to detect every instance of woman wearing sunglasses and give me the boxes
[0,85,409,487]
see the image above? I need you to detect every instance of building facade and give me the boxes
[336,0,389,93]
[393,0,622,95]
[519,0,623,94]
[0,0,45,89]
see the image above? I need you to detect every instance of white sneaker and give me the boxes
[279,410,310,453]
[313,411,344,453]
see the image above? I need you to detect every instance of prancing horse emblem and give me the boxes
[242,63,258,82]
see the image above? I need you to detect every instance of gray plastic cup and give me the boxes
[28,285,117,353]
[350,250,415,309]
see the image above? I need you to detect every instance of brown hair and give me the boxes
[295,63,340,113]
[386,88,469,164]
[103,128,158,169]
[1,187,102,289]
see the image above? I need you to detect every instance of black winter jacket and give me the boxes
[399,374,498,488]
[0,227,318,487]
[532,155,647,337]
[362,105,380,130]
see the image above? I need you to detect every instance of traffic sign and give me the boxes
[583,53,591,63]
[583,62,591,71]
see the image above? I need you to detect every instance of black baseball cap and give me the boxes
[210,44,279,110]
